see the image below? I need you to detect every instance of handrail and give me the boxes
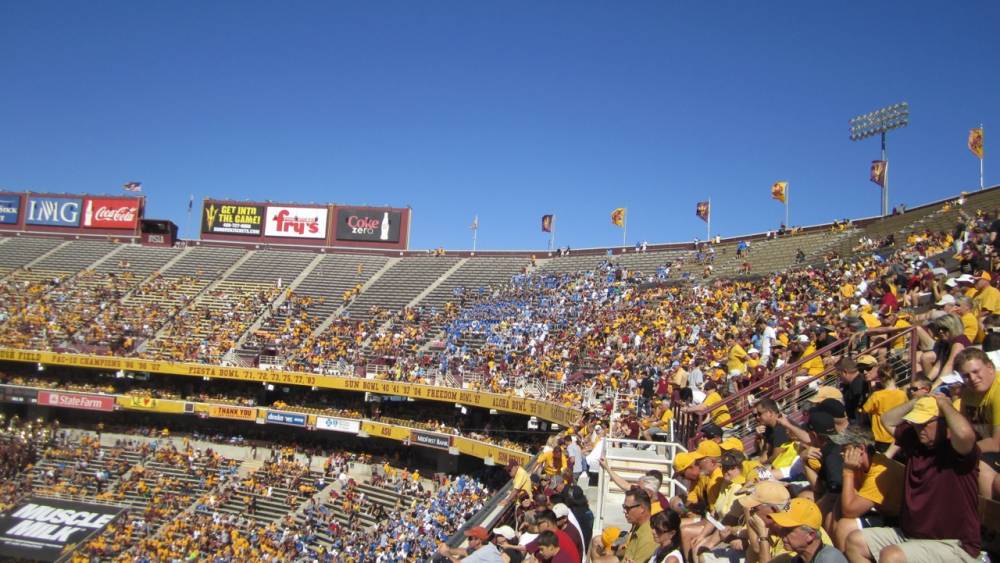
[676,326,915,446]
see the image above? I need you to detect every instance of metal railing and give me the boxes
[674,327,916,448]
[596,437,689,532]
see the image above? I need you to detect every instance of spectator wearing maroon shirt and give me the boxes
[534,530,576,563]
[523,509,582,563]
[845,395,982,562]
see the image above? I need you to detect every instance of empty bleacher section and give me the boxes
[92,244,181,277]
[214,459,322,525]
[0,236,65,275]
[346,256,461,321]
[161,245,246,278]
[418,256,528,312]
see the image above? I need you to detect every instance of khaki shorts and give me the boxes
[861,527,981,562]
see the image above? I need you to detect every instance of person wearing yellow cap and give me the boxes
[846,395,983,562]
[587,527,621,563]
[771,498,848,562]
[972,271,1000,315]
[684,440,724,510]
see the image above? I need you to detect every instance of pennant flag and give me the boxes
[870,160,887,188]
[188,195,194,212]
[771,181,787,203]
[610,208,626,227]
[470,215,479,230]
[123,181,142,193]
[541,214,554,233]
[695,201,710,222]
[969,127,984,159]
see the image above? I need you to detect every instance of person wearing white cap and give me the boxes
[552,503,585,558]
[491,526,522,563]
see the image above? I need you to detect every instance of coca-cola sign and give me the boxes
[82,197,140,229]
[37,391,115,412]
[335,208,401,243]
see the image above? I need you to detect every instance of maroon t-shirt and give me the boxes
[526,528,582,563]
[895,422,981,557]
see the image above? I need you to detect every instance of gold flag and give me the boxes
[969,127,984,159]
[610,208,626,227]
[771,181,787,203]
[870,160,887,188]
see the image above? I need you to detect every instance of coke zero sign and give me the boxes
[82,198,140,229]
[335,208,401,243]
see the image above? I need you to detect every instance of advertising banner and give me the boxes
[265,410,306,426]
[37,391,114,412]
[208,405,257,421]
[0,386,37,405]
[202,203,264,236]
[410,430,453,450]
[361,421,412,442]
[264,206,327,239]
[0,195,20,225]
[0,348,582,427]
[25,197,82,227]
[335,208,401,243]
[81,198,140,229]
[0,497,123,562]
[315,416,360,434]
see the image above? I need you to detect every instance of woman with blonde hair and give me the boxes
[915,313,969,382]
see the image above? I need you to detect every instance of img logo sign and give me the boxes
[25,197,82,227]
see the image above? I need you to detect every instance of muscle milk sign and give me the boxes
[264,206,328,239]
[0,497,123,561]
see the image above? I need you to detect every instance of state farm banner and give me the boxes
[208,405,257,421]
[0,195,20,225]
[335,208,401,243]
[37,391,114,412]
[264,206,328,239]
[315,416,360,434]
[0,497,123,561]
[202,202,264,236]
[265,410,306,426]
[410,430,453,450]
[25,197,82,227]
[82,197,140,229]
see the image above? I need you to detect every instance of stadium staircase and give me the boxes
[310,256,399,334]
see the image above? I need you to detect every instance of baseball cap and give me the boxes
[552,503,571,519]
[806,410,837,435]
[807,386,844,404]
[464,526,489,540]
[701,423,724,439]
[936,294,956,306]
[720,437,745,453]
[816,397,847,419]
[748,347,760,355]
[957,273,976,284]
[691,440,722,460]
[492,525,517,540]
[770,498,823,530]
[903,397,940,424]
[673,452,697,472]
[855,354,878,367]
[737,480,790,509]
[601,527,622,550]
[982,272,993,282]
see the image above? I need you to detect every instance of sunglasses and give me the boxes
[907,386,928,393]
[622,503,641,512]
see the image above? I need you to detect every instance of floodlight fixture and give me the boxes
[850,102,909,216]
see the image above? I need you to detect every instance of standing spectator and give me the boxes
[845,396,982,562]
[618,488,656,563]
[838,358,869,424]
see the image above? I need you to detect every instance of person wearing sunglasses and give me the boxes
[648,510,682,563]
[618,488,656,563]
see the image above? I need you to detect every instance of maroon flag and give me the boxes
[541,214,553,232]
[695,201,710,223]
[870,160,887,188]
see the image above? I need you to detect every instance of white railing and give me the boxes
[596,437,689,532]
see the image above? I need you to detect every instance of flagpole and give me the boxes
[981,124,985,191]
[550,216,556,252]
[785,187,790,227]
[707,198,711,242]
[185,195,194,240]
[622,209,627,248]
[472,215,478,253]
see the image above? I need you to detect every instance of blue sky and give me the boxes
[2,1,998,250]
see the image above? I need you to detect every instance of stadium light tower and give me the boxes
[850,102,909,217]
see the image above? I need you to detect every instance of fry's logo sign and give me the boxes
[264,206,328,239]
